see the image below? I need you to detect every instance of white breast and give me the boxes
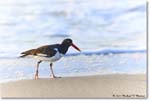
[49,52,64,62]
[33,51,64,62]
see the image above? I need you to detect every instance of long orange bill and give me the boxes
[71,43,81,52]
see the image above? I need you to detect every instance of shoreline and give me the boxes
[1,74,147,98]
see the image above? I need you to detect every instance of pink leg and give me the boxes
[35,61,42,80]
[50,63,61,79]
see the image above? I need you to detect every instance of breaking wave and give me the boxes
[66,48,146,56]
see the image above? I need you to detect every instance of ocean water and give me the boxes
[0,0,147,82]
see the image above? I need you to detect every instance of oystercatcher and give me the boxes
[20,38,81,79]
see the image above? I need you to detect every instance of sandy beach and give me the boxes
[1,74,147,98]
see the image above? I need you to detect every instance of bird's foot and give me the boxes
[34,75,39,80]
[50,75,61,79]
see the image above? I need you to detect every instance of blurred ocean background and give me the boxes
[0,0,147,82]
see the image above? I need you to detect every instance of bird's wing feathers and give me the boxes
[35,45,57,57]
[21,44,59,57]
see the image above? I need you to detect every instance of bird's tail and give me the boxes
[20,49,35,58]
[20,54,28,58]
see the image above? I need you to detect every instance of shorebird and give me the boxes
[20,38,81,80]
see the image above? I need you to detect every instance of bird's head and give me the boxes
[62,38,81,52]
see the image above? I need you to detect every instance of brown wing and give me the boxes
[34,45,57,57]
[20,49,36,57]
[20,44,59,57]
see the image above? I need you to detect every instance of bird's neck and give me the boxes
[59,44,70,54]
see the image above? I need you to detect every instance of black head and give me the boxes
[62,38,73,46]
[60,38,81,54]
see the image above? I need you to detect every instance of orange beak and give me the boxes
[71,43,81,52]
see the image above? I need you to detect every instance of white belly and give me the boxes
[30,52,64,62]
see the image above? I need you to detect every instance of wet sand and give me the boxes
[1,74,147,98]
